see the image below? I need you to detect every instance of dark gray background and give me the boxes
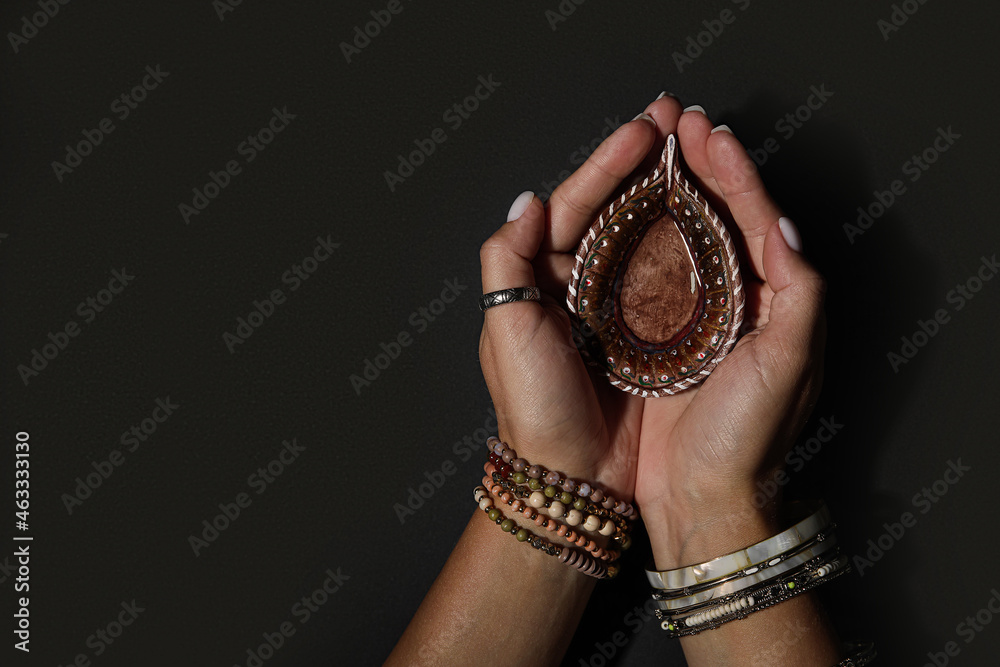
[2,0,998,665]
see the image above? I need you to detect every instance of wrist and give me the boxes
[642,486,782,571]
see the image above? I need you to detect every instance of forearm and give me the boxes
[644,500,842,666]
[386,508,596,666]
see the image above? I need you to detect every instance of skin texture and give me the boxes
[386,96,843,666]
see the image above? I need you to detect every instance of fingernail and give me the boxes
[683,104,707,116]
[655,91,676,101]
[778,216,802,252]
[632,112,656,126]
[710,124,733,135]
[506,190,535,222]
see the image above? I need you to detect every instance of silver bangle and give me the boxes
[652,528,835,598]
[653,535,838,611]
[646,501,830,590]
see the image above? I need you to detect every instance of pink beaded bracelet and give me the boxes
[487,437,637,520]
[473,485,618,579]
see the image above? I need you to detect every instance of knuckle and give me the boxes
[800,272,827,303]
[479,237,508,266]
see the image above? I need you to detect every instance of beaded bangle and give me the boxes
[473,486,618,579]
[485,460,622,525]
[487,437,637,520]
[480,476,619,562]
[655,552,849,637]
[484,462,631,546]
[483,460,619,521]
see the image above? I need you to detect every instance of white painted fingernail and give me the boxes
[778,217,802,252]
[632,112,656,126]
[710,124,733,135]
[683,104,707,115]
[506,190,535,222]
[655,91,675,101]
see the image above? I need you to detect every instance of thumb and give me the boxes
[480,190,544,296]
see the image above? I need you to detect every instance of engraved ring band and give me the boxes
[479,287,541,312]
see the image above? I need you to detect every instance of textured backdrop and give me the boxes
[2,0,998,665]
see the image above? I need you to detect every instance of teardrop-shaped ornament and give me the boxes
[565,134,744,397]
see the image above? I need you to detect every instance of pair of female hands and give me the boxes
[478,94,828,568]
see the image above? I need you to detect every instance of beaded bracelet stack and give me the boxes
[473,436,637,580]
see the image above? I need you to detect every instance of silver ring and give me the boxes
[479,286,541,312]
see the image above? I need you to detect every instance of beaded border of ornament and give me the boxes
[565,134,745,398]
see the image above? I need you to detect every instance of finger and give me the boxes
[756,217,826,362]
[480,191,544,298]
[641,93,684,146]
[676,106,728,206]
[544,116,658,253]
[705,127,785,280]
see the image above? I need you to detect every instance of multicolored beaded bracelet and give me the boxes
[484,462,631,547]
[487,437,637,520]
[484,459,630,530]
[481,475,620,562]
[473,486,618,579]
